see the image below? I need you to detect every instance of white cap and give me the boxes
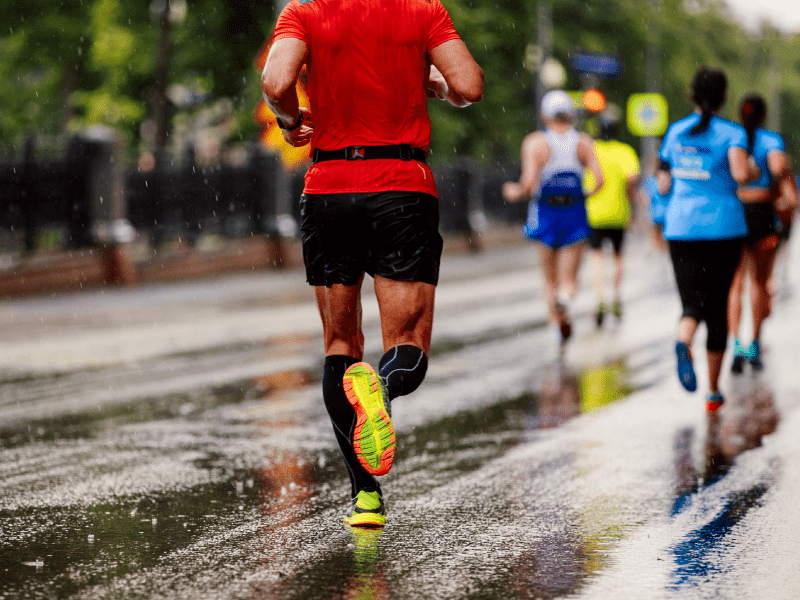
[541,90,576,120]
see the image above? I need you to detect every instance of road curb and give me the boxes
[0,225,525,299]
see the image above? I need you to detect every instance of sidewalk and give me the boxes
[0,226,523,299]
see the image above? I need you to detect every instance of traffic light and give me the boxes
[582,89,607,113]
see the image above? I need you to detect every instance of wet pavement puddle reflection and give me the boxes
[669,370,780,591]
[1,342,775,600]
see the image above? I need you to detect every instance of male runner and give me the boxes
[584,110,640,326]
[261,0,483,528]
[502,90,603,345]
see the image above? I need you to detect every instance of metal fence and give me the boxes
[0,133,525,256]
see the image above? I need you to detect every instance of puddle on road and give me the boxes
[0,374,314,449]
[1,352,641,599]
[399,357,635,470]
[2,477,258,596]
[429,319,548,358]
[1,442,348,599]
[668,374,781,591]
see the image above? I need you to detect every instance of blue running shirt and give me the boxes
[745,127,784,190]
[659,113,748,240]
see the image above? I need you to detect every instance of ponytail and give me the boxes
[691,101,714,136]
[739,94,766,154]
[689,67,727,135]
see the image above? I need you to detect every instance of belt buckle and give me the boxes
[347,146,365,160]
[551,194,571,206]
[398,145,411,161]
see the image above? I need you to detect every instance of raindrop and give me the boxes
[23,560,44,572]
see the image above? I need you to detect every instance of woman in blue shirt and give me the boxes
[657,67,759,411]
[728,94,799,373]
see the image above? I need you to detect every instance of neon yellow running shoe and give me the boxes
[343,362,395,476]
[344,490,386,528]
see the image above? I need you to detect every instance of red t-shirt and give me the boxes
[273,0,461,197]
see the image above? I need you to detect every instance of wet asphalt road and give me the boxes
[1,230,799,599]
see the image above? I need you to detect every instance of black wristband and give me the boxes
[277,112,303,131]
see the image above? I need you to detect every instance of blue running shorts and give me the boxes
[523,199,590,249]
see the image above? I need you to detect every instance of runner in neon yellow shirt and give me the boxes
[583,111,640,326]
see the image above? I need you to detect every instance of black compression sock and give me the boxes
[322,355,380,497]
[378,345,429,400]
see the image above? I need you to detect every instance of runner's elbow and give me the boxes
[450,68,484,105]
[261,73,293,107]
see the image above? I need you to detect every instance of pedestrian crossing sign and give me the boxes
[627,93,668,136]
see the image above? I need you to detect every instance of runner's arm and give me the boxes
[502,133,548,203]
[769,151,799,211]
[578,134,604,197]
[428,39,483,107]
[625,174,641,203]
[656,161,672,196]
[261,37,314,146]
[729,147,759,186]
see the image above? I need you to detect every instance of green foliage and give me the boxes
[2,0,800,165]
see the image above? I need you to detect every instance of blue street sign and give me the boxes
[569,51,623,79]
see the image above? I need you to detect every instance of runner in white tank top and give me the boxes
[502,90,604,347]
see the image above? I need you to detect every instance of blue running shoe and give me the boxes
[675,342,697,392]
[745,340,763,370]
[731,339,745,374]
[706,392,724,412]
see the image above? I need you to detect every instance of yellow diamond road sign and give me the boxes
[627,93,668,136]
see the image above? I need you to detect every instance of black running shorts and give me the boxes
[668,238,743,352]
[588,227,625,253]
[743,202,781,248]
[300,191,443,287]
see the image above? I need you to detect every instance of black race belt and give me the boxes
[541,194,581,207]
[312,144,426,164]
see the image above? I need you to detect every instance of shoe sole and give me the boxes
[345,513,386,528]
[706,399,724,412]
[343,363,396,476]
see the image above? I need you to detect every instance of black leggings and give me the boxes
[669,238,743,352]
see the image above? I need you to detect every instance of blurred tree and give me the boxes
[0,0,92,144]
[1,0,799,165]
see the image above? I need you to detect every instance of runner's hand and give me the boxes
[747,155,761,183]
[502,181,525,203]
[281,107,313,147]
[426,65,449,100]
